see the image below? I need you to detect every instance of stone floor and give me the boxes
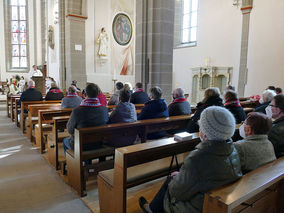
[0,102,91,213]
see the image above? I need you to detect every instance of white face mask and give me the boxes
[239,123,246,139]
[265,105,272,118]
[259,98,264,104]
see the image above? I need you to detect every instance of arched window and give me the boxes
[201,74,210,89]
[182,0,198,44]
[5,0,29,70]
[216,75,227,93]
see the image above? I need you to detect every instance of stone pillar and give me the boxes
[65,0,87,90]
[136,0,175,102]
[237,0,253,97]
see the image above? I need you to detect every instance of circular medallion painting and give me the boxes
[112,13,133,46]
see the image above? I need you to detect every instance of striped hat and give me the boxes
[199,106,235,141]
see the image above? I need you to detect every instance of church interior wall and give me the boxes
[173,0,284,99]
[173,0,242,98]
[245,0,284,96]
[85,0,136,93]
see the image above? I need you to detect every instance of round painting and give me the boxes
[112,13,133,46]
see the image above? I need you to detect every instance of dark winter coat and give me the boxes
[130,91,149,104]
[138,99,169,139]
[45,87,64,101]
[18,87,43,106]
[225,104,246,124]
[268,116,284,158]
[187,96,223,133]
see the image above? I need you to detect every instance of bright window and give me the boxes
[9,0,28,68]
[182,0,198,44]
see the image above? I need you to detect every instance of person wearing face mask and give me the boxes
[268,94,284,158]
[254,89,276,114]
[139,106,242,213]
[234,112,276,173]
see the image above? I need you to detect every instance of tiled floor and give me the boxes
[0,102,91,213]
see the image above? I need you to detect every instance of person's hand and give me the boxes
[171,171,179,177]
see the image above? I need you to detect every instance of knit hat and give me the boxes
[199,106,236,141]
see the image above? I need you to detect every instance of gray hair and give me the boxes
[173,88,184,98]
[263,89,276,102]
[150,86,162,100]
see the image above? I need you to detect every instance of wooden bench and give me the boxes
[97,136,200,213]
[20,100,61,133]
[240,100,259,109]
[6,94,20,118]
[67,115,192,196]
[27,104,62,142]
[203,157,284,213]
[48,116,70,170]
[14,98,20,127]
[36,108,73,153]
[11,95,20,122]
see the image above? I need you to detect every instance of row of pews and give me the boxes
[6,94,284,213]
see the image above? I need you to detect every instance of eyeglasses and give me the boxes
[269,104,278,108]
[241,121,247,125]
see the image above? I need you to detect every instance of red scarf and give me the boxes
[80,98,102,107]
[135,88,144,93]
[225,99,241,107]
[172,97,187,104]
[66,93,78,97]
[50,89,62,94]
[27,86,35,89]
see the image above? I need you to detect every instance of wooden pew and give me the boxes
[48,116,70,170]
[36,108,73,153]
[20,100,61,133]
[14,98,20,127]
[67,115,191,196]
[11,95,20,122]
[6,94,20,118]
[97,136,201,213]
[203,157,284,213]
[27,104,62,142]
[240,100,259,109]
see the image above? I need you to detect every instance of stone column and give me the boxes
[136,0,175,102]
[237,0,253,97]
[65,0,87,90]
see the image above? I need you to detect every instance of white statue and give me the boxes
[96,28,108,58]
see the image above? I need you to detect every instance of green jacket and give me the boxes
[163,140,242,213]
[268,116,284,158]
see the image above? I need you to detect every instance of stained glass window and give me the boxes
[182,0,199,44]
[10,0,28,68]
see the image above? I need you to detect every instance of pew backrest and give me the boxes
[203,157,284,213]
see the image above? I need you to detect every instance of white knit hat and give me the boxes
[199,106,236,141]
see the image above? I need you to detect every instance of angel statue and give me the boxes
[96,27,109,58]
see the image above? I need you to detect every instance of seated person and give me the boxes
[124,82,133,94]
[107,88,137,147]
[234,112,276,173]
[268,94,284,157]
[63,83,108,153]
[130,82,149,104]
[224,90,246,124]
[18,80,43,106]
[108,82,123,105]
[187,87,223,133]
[61,86,82,109]
[138,86,169,139]
[139,106,242,213]
[168,88,191,116]
[254,89,276,114]
[45,82,64,100]
[97,86,107,106]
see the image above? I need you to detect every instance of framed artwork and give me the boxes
[112,13,132,46]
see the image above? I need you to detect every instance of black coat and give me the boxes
[168,101,191,116]
[130,91,149,104]
[67,105,109,149]
[187,96,223,133]
[45,87,64,100]
[254,101,270,114]
[225,105,246,124]
[18,88,43,106]
[268,116,284,158]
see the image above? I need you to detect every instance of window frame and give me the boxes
[175,0,199,49]
[4,0,29,72]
